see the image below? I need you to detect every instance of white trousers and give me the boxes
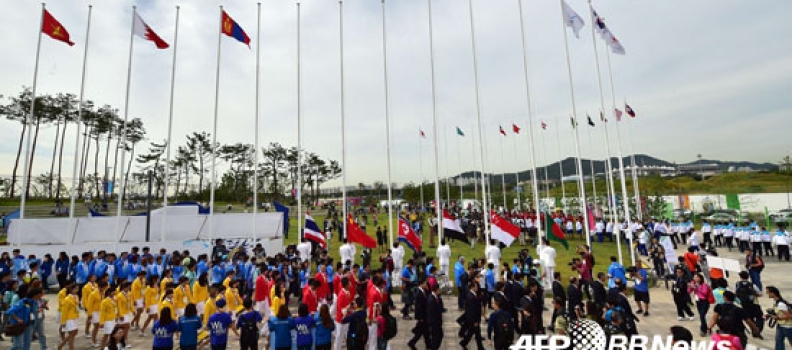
[333,321,349,350]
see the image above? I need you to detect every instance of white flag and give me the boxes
[603,28,626,55]
[562,0,585,38]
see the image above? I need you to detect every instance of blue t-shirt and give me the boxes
[208,312,233,345]
[634,269,648,292]
[294,316,316,346]
[211,265,225,285]
[268,317,295,348]
[314,315,335,345]
[178,316,202,346]
[151,320,178,347]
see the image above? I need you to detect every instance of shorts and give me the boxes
[103,321,117,335]
[92,312,101,324]
[149,305,159,315]
[135,299,145,309]
[118,313,132,325]
[177,308,185,317]
[196,301,206,315]
[634,291,650,303]
[64,319,79,332]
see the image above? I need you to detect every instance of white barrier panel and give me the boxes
[7,212,284,255]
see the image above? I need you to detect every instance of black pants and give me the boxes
[240,333,259,350]
[714,235,722,247]
[653,258,666,278]
[457,286,465,309]
[752,242,763,255]
[580,279,592,301]
[408,320,430,348]
[779,245,790,261]
[696,300,709,334]
[763,242,774,256]
[725,237,733,250]
[460,323,484,350]
[401,286,414,317]
[675,298,694,318]
[703,233,712,246]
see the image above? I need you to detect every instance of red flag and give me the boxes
[625,104,636,118]
[499,126,506,136]
[346,215,376,248]
[490,211,521,246]
[221,10,251,46]
[398,217,422,252]
[615,108,623,122]
[541,121,547,130]
[41,10,74,46]
[512,123,521,134]
[133,13,169,49]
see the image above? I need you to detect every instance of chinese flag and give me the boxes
[42,10,75,46]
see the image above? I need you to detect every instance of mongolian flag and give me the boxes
[221,10,250,46]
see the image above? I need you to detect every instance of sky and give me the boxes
[0,0,790,190]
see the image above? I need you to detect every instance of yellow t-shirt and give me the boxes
[174,285,192,309]
[116,292,132,316]
[225,288,241,313]
[202,296,217,326]
[270,295,283,316]
[87,289,102,314]
[160,277,173,298]
[57,287,68,312]
[144,286,159,309]
[131,277,145,301]
[60,295,79,324]
[192,283,208,304]
[160,298,176,319]
[99,297,117,324]
[81,282,96,310]
[222,276,232,289]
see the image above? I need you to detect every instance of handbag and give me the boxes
[4,322,26,337]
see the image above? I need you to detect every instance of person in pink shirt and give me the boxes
[688,273,715,337]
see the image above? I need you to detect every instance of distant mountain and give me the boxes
[452,154,776,184]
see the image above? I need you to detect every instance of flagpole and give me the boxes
[114,6,137,250]
[18,4,47,228]
[588,1,620,234]
[161,6,180,243]
[426,0,443,245]
[444,128,451,208]
[418,132,424,207]
[517,0,542,241]
[500,134,506,211]
[628,119,642,221]
[466,0,490,241]
[512,135,521,210]
[254,2,261,242]
[456,128,462,204]
[471,125,478,205]
[558,0,590,239]
[555,118,567,212]
[380,0,395,247]
[587,125,597,210]
[209,6,224,242]
[606,47,633,266]
[338,0,348,238]
[297,0,307,241]
[541,127,550,202]
[68,5,92,240]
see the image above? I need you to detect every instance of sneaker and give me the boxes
[139,331,145,337]
[688,316,696,321]
[92,343,99,348]
[678,317,685,321]
[126,346,133,349]
[85,333,92,339]
[643,312,650,317]
[636,310,644,315]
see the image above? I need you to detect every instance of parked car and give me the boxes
[772,211,792,225]
[672,208,692,219]
[704,212,748,225]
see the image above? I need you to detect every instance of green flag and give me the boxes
[456,127,465,137]
[544,211,569,250]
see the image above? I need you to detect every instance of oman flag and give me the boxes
[490,211,521,246]
[544,211,569,250]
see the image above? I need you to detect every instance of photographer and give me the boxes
[570,256,592,301]
[765,286,792,350]
[648,237,666,278]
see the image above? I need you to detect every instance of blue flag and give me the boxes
[274,202,290,237]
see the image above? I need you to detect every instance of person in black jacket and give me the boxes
[460,276,485,350]
[342,297,369,350]
[408,279,430,350]
[493,281,512,315]
[458,264,471,310]
[505,272,523,331]
[592,272,608,310]
[615,283,640,336]
[672,267,695,321]
[552,272,566,306]
[427,284,444,350]
[567,277,583,320]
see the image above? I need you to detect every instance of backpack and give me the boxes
[351,314,369,347]
[384,313,397,340]
[493,311,514,348]
[735,281,756,306]
[239,312,259,337]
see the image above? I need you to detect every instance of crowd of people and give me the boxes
[1,209,792,350]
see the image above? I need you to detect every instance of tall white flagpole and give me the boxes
[426,0,443,244]
[18,4,47,226]
[541,127,550,202]
[606,49,633,266]
[587,124,597,208]
[380,0,395,247]
[114,6,138,250]
[209,6,224,242]
[418,131,424,207]
[466,0,490,239]
[254,2,261,242]
[69,5,93,224]
[555,118,567,211]
[471,125,478,204]
[161,6,181,243]
[444,128,451,207]
[558,0,590,239]
[456,129,463,203]
[512,135,521,210]
[338,0,348,237]
[628,119,642,221]
[297,0,306,240]
[500,133,507,211]
[588,2,619,230]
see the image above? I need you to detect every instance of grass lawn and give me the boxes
[280,212,635,283]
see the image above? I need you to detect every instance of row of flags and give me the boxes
[563,0,626,55]
[37,8,250,49]
[418,103,637,138]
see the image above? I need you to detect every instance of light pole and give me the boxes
[697,154,704,179]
